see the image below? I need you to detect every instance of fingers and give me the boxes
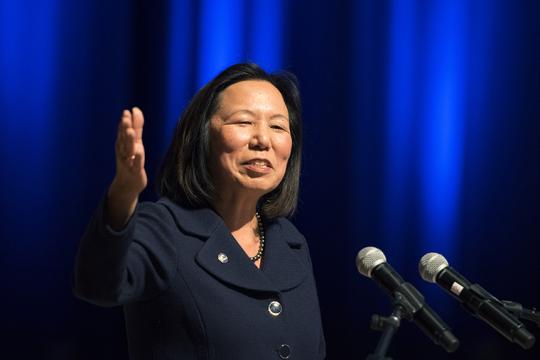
[124,128,137,159]
[111,108,148,199]
[115,107,146,173]
[131,107,144,141]
[118,109,131,133]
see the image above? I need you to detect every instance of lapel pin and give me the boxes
[217,253,229,263]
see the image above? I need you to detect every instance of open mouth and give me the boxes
[242,159,272,168]
[242,159,273,173]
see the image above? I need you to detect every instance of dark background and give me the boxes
[1,0,539,359]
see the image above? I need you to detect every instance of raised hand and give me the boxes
[106,107,148,229]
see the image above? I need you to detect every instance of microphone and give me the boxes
[419,252,535,349]
[356,247,459,353]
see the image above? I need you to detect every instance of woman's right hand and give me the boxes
[106,107,147,230]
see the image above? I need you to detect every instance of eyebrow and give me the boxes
[225,109,289,121]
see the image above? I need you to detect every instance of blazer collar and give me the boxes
[158,198,221,238]
[158,197,307,292]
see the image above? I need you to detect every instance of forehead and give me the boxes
[217,80,287,112]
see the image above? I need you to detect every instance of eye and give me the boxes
[234,120,253,126]
[271,124,288,132]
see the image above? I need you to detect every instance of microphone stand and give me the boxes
[366,289,418,360]
[366,305,403,360]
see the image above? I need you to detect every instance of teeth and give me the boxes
[247,160,269,167]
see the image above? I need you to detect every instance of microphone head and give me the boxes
[356,247,387,278]
[419,253,449,283]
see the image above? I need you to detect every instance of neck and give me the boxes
[212,190,265,266]
[211,191,260,231]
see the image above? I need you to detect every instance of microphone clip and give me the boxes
[461,284,535,349]
[502,300,540,328]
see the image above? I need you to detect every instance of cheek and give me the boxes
[275,135,293,161]
[217,128,251,153]
[211,128,251,175]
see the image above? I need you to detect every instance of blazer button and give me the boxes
[277,344,291,359]
[268,301,282,316]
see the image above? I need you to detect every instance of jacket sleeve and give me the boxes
[72,196,178,307]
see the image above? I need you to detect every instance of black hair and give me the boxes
[158,63,302,219]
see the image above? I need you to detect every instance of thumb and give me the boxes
[132,151,145,172]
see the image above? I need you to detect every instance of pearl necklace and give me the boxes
[250,212,265,262]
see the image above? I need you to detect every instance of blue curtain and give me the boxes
[1,0,539,358]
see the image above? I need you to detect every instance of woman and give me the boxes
[73,63,326,359]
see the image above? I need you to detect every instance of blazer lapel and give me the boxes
[261,219,308,291]
[159,197,308,293]
[196,223,277,292]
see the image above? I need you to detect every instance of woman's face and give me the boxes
[209,80,292,199]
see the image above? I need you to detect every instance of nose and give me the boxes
[249,123,270,150]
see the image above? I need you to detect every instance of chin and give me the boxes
[240,180,279,194]
[244,184,275,194]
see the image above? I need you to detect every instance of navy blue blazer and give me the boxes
[73,197,326,359]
